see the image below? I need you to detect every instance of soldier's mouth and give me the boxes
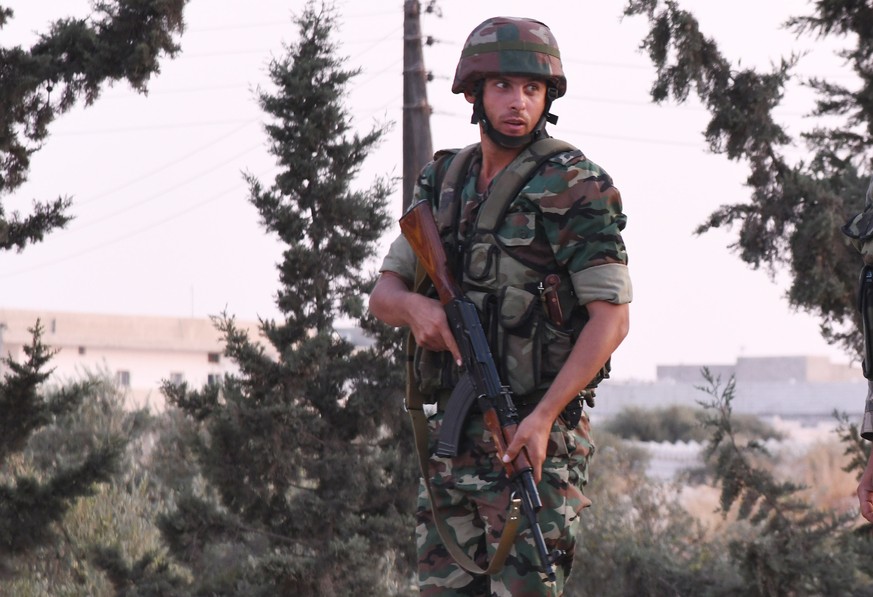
[502,119,527,131]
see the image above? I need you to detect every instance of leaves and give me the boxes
[0,0,188,250]
[694,370,860,595]
[154,2,413,593]
[624,0,872,355]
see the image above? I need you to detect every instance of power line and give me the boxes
[73,141,267,230]
[53,118,256,136]
[357,57,404,88]
[77,119,260,207]
[427,108,704,148]
[0,166,278,279]
[184,7,402,33]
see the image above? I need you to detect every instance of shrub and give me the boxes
[603,405,783,443]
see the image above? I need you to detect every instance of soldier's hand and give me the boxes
[407,294,462,365]
[502,410,552,483]
[370,272,461,365]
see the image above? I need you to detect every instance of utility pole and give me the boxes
[402,0,433,211]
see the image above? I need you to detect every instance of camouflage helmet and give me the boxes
[452,17,566,97]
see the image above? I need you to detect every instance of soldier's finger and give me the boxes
[502,438,520,464]
[444,330,462,365]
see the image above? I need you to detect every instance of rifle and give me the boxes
[400,199,562,583]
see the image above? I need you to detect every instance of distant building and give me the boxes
[0,308,374,410]
[657,355,860,384]
[0,309,266,409]
[599,355,867,424]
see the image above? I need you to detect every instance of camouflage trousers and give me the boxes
[416,409,594,596]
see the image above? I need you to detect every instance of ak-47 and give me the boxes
[399,199,562,583]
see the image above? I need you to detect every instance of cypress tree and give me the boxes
[0,323,125,579]
[158,2,416,594]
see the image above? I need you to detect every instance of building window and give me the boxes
[207,352,220,364]
[116,370,131,387]
[207,373,221,386]
[169,372,184,386]
[78,346,86,355]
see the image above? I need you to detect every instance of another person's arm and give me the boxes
[858,449,873,522]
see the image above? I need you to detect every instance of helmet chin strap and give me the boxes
[471,84,559,149]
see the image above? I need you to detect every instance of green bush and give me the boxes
[4,376,173,596]
[603,405,783,443]
[568,428,742,596]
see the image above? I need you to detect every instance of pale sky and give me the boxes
[1,0,860,381]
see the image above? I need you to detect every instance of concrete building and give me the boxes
[0,308,266,409]
[596,355,868,424]
[0,308,374,410]
[657,355,860,384]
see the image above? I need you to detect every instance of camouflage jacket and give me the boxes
[381,142,632,397]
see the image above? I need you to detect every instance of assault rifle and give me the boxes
[400,199,561,583]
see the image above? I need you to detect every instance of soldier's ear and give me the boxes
[464,90,476,104]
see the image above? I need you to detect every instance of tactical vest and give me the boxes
[413,138,609,401]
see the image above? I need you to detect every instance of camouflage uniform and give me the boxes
[415,410,594,596]
[378,16,632,596]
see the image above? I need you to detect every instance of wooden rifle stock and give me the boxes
[399,200,461,305]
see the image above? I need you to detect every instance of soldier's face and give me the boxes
[468,76,547,138]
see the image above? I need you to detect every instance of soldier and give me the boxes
[369,16,632,596]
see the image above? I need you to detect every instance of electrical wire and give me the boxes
[0,166,278,279]
[72,141,267,230]
[77,119,260,206]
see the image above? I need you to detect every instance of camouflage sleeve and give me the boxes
[537,154,632,305]
[379,234,416,283]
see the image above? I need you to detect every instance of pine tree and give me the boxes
[0,1,188,585]
[155,3,416,594]
[0,323,126,580]
[0,0,187,251]
[624,1,873,355]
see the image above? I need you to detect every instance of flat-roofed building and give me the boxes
[0,308,267,410]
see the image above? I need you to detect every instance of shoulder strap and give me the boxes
[435,143,479,234]
[477,137,577,232]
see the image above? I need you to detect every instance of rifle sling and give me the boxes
[405,137,576,577]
